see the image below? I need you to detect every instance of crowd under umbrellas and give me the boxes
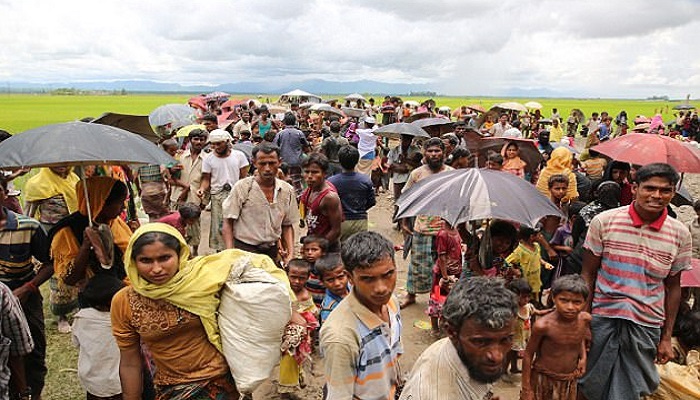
[0,91,699,400]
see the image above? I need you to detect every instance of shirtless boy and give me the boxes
[521,275,591,400]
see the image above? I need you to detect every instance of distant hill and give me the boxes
[4,79,432,96]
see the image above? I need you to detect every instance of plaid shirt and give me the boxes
[0,282,34,400]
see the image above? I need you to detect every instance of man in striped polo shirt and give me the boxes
[579,163,691,400]
[320,231,402,400]
[0,177,53,399]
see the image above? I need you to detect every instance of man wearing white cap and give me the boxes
[356,116,378,175]
[197,129,249,252]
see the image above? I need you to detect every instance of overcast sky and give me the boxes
[1,0,698,98]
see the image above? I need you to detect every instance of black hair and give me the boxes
[340,231,394,273]
[279,162,290,176]
[548,174,569,189]
[200,114,218,124]
[693,199,700,211]
[178,203,201,220]
[315,253,344,279]
[569,201,586,219]
[490,220,518,243]
[104,180,128,206]
[161,139,178,150]
[451,146,471,160]
[338,145,360,170]
[287,258,311,274]
[329,121,341,133]
[550,274,589,299]
[0,177,6,192]
[507,278,532,295]
[188,128,207,139]
[674,310,700,350]
[283,112,297,126]
[131,231,181,259]
[302,152,329,173]
[633,163,679,186]
[518,226,538,240]
[423,137,445,151]
[80,274,125,310]
[252,142,281,159]
[487,152,503,165]
[302,235,329,252]
[505,141,520,151]
[441,133,459,147]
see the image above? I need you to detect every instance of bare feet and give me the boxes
[399,294,416,309]
[57,316,71,334]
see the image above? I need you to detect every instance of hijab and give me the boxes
[125,223,293,352]
[24,167,80,213]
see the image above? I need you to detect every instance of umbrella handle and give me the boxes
[76,166,93,228]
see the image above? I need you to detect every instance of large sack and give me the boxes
[218,254,292,394]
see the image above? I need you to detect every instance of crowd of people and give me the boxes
[0,95,698,400]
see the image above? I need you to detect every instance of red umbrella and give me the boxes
[591,133,700,173]
[682,259,700,287]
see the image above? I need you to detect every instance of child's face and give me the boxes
[492,236,512,255]
[549,182,568,200]
[518,292,530,307]
[303,242,324,263]
[553,290,586,320]
[287,266,310,293]
[322,266,349,297]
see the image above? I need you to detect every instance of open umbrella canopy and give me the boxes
[411,117,455,136]
[374,122,431,140]
[310,103,344,117]
[149,104,196,128]
[344,93,366,101]
[403,112,433,123]
[340,107,365,118]
[478,137,543,173]
[591,133,700,173]
[0,122,175,169]
[396,168,562,227]
[493,102,528,113]
[673,103,696,111]
[92,112,160,144]
[467,104,486,113]
[175,124,208,138]
[524,101,543,110]
[204,91,230,101]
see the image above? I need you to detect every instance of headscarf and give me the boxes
[24,168,80,213]
[500,142,527,178]
[536,147,579,201]
[650,114,665,133]
[50,177,132,279]
[125,223,293,352]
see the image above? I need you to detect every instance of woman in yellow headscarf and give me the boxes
[535,146,579,202]
[50,176,132,291]
[111,223,292,399]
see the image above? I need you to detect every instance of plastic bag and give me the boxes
[218,255,292,394]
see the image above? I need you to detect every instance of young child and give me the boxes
[506,226,553,302]
[280,259,319,398]
[72,274,125,400]
[316,253,350,324]
[507,279,551,376]
[466,220,519,280]
[502,142,527,178]
[302,235,329,307]
[428,220,463,335]
[485,152,504,170]
[521,275,591,400]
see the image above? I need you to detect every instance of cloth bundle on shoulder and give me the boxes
[218,253,293,394]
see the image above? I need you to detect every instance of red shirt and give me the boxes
[157,212,186,237]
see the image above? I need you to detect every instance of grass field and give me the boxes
[0,93,688,134]
[0,92,691,399]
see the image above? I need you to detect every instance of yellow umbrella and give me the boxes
[175,124,207,137]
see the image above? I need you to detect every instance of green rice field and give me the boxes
[0,93,688,134]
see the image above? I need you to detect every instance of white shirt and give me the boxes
[201,149,249,193]
[71,308,122,397]
[356,128,377,158]
[502,127,523,138]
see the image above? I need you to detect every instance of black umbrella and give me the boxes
[673,104,696,111]
[374,122,430,140]
[396,168,562,227]
[0,122,175,224]
[411,117,455,136]
[92,112,160,143]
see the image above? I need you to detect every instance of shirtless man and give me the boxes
[521,275,591,400]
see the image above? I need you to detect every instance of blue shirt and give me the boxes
[598,123,611,141]
[327,172,376,220]
[274,126,309,167]
[320,285,350,324]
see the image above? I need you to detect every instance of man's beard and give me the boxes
[427,158,443,171]
[453,341,504,384]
